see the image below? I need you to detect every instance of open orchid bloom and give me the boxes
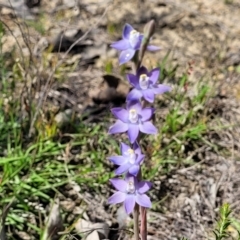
[127,66,171,103]
[108,100,157,143]
[108,174,152,214]
[108,142,144,176]
[111,24,160,65]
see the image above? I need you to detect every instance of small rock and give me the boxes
[54,109,72,127]
[92,222,110,239]
[15,231,31,240]
[64,29,78,38]
[60,199,76,212]
[75,218,93,235]
[86,230,100,240]
[63,0,76,8]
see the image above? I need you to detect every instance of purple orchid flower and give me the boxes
[111,23,160,65]
[108,175,152,214]
[108,142,144,176]
[108,100,157,143]
[127,66,171,103]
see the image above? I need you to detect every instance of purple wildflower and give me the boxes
[127,66,171,103]
[111,24,160,65]
[108,142,144,176]
[108,175,152,214]
[108,100,157,143]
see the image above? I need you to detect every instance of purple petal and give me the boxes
[128,124,140,143]
[137,181,152,194]
[133,143,144,162]
[108,156,127,165]
[111,108,128,122]
[124,195,136,214]
[149,68,160,84]
[108,120,128,134]
[123,24,134,39]
[126,99,142,112]
[153,84,171,94]
[129,165,140,176]
[125,173,135,182]
[139,121,157,135]
[111,39,130,51]
[120,142,131,154]
[135,154,145,164]
[127,73,139,87]
[135,34,144,49]
[108,192,126,204]
[136,66,148,79]
[110,178,127,192]
[119,49,136,65]
[142,89,155,103]
[147,45,161,51]
[126,89,142,102]
[115,163,132,175]
[140,108,154,121]
[136,194,151,208]
[133,142,141,152]
[133,141,140,149]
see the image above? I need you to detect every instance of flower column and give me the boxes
[107,22,171,239]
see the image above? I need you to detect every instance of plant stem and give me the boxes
[140,206,147,240]
[133,204,140,240]
[132,52,139,74]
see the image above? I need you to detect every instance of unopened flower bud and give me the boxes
[143,20,155,40]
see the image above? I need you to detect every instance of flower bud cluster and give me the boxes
[108,23,170,214]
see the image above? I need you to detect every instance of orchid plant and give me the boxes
[108,21,171,240]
